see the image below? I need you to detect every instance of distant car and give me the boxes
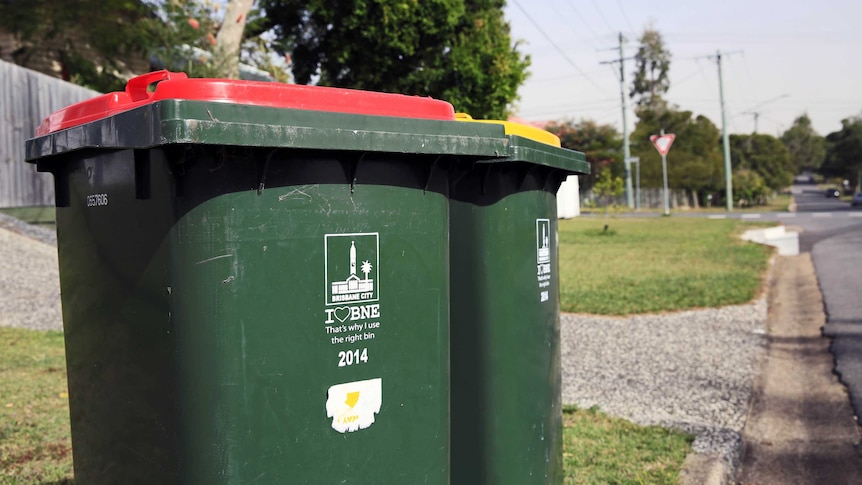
[825,188,841,198]
[852,193,862,207]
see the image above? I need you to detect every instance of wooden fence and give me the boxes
[1,60,100,208]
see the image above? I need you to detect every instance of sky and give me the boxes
[502,0,862,138]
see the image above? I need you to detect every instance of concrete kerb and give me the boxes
[741,225,799,256]
[679,453,729,485]
[677,255,778,485]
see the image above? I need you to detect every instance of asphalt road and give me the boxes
[790,185,862,421]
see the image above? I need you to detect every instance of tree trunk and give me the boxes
[216,0,255,79]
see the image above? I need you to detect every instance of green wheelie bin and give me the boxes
[25,71,509,484]
[448,115,589,484]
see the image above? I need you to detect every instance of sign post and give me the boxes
[627,157,640,210]
[650,132,676,215]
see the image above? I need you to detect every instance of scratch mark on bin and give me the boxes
[196,254,232,265]
[278,188,312,202]
[316,190,332,216]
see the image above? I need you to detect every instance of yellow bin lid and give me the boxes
[455,113,561,147]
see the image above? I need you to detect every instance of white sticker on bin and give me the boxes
[326,378,382,433]
[536,219,552,300]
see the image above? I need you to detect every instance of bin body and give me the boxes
[27,73,509,484]
[448,134,588,484]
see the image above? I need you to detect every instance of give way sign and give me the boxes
[650,133,676,156]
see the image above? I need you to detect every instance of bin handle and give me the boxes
[125,70,189,101]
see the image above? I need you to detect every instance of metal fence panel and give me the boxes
[581,187,701,210]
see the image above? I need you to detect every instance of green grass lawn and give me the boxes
[559,217,772,315]
[0,328,72,484]
[563,406,693,484]
[0,207,56,228]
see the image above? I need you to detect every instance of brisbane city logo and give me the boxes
[325,232,379,305]
[324,232,380,324]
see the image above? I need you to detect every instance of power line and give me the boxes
[548,0,599,49]
[674,64,711,88]
[511,0,607,93]
[664,31,859,41]
[519,97,619,112]
[727,56,751,108]
[740,94,791,132]
[530,71,612,84]
[615,0,636,33]
[518,105,620,119]
[590,0,616,33]
[697,59,715,90]
[757,113,785,127]
[560,0,601,40]
[741,53,760,102]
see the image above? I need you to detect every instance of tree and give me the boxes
[544,119,622,191]
[143,0,225,79]
[0,0,155,91]
[630,107,724,204]
[0,0,289,91]
[630,26,671,112]
[592,168,625,215]
[215,0,255,79]
[730,133,794,192]
[256,0,530,119]
[822,114,862,189]
[732,169,769,206]
[780,113,826,173]
[144,0,290,82]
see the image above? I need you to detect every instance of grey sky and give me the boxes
[503,0,861,137]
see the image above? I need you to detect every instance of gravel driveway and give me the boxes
[1,212,768,474]
[0,214,62,331]
[562,298,768,471]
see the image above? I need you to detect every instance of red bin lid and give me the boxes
[36,70,456,136]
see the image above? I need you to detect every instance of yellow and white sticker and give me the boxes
[326,378,382,433]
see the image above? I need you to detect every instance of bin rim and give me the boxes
[498,134,591,175]
[26,100,512,163]
[36,70,457,136]
[455,113,562,148]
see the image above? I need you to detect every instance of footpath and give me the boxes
[734,254,862,484]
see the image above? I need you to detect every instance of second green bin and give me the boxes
[449,117,589,484]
